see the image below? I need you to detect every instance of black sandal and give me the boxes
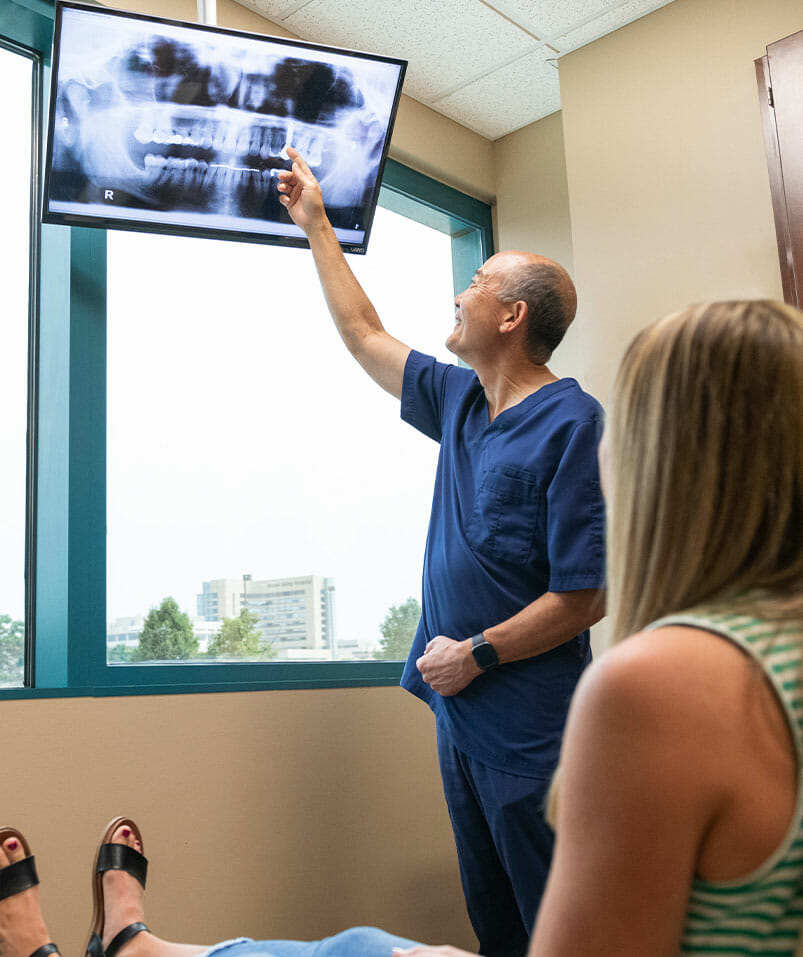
[0,826,61,957]
[85,817,150,957]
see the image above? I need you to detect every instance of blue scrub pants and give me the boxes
[202,928,418,957]
[437,727,555,957]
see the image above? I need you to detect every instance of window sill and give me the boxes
[0,662,406,699]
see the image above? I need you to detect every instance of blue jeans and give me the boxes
[202,928,421,957]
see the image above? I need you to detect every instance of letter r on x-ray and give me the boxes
[104,190,114,200]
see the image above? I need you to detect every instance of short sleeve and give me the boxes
[401,350,468,443]
[546,418,606,592]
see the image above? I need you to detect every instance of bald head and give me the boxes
[491,251,577,364]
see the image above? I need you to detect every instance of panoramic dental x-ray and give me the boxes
[45,5,405,249]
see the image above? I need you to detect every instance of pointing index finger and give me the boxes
[286,145,313,176]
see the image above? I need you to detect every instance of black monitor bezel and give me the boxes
[41,0,407,254]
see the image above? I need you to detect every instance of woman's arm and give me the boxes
[528,630,726,957]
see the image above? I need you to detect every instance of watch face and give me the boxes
[472,640,498,670]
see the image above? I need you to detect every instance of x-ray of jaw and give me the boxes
[47,11,403,243]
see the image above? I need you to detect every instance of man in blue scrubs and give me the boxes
[278,151,605,957]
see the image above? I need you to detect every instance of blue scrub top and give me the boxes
[400,350,606,776]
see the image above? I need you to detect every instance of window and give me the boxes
[106,203,458,668]
[0,37,39,689]
[3,0,493,695]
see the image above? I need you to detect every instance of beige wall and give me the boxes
[492,112,582,383]
[10,687,473,949]
[494,111,573,276]
[557,0,800,405]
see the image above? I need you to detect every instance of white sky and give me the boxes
[0,49,32,623]
[106,207,456,649]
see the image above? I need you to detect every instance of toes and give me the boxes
[111,824,142,853]
[111,825,134,847]
[2,834,26,865]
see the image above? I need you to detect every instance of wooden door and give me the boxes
[756,29,803,308]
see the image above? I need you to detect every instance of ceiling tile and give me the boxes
[280,0,536,101]
[434,49,560,140]
[487,0,623,42]
[230,0,679,139]
[555,0,676,52]
[233,0,312,22]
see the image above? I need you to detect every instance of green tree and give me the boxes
[208,608,277,659]
[133,597,198,661]
[107,643,136,663]
[374,597,421,660]
[0,615,24,687]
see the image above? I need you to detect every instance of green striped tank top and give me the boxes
[646,607,803,956]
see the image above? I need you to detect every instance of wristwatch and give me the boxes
[470,632,499,671]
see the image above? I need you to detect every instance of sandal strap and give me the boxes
[96,844,148,889]
[105,922,148,957]
[85,933,104,957]
[0,856,39,901]
[30,944,59,957]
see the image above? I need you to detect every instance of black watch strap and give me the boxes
[470,632,499,671]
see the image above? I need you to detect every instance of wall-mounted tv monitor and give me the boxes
[41,1,406,254]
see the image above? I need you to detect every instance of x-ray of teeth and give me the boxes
[44,4,405,251]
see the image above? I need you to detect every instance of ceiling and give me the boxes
[232,0,676,140]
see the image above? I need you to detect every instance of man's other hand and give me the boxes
[277,147,327,233]
[416,635,482,696]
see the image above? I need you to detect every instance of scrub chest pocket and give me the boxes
[466,465,544,564]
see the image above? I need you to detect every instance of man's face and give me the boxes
[446,254,511,361]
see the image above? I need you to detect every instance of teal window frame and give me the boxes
[2,0,494,698]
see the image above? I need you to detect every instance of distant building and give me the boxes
[106,613,221,654]
[197,574,337,659]
[106,615,143,652]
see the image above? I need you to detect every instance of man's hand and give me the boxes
[276,147,327,233]
[393,947,476,957]
[416,635,482,696]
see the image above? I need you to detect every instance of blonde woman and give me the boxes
[519,298,803,956]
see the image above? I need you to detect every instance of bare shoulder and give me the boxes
[576,625,752,714]
[556,625,756,843]
[565,624,758,773]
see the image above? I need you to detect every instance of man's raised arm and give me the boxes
[277,148,411,399]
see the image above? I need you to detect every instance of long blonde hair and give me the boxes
[605,299,803,642]
[548,300,803,830]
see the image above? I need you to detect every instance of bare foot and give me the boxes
[0,832,54,957]
[100,825,148,951]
